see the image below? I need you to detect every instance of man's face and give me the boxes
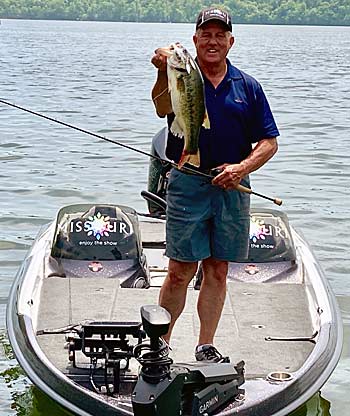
[193,21,234,66]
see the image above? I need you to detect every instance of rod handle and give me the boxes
[236,184,283,206]
[236,184,252,194]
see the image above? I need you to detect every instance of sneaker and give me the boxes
[195,344,230,363]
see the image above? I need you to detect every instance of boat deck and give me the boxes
[36,277,314,378]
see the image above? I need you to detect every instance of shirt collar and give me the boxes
[196,58,242,89]
[195,57,242,81]
[225,59,243,81]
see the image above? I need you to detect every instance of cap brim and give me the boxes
[196,18,232,31]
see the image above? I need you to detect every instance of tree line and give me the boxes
[1,0,349,26]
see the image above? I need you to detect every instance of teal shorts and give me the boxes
[165,169,250,262]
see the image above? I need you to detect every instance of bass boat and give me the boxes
[7,131,342,416]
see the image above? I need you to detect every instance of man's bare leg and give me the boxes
[197,257,228,346]
[159,259,198,343]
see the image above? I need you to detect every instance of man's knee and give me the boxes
[167,259,198,287]
[202,257,228,283]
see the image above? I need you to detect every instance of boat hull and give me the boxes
[7,206,343,416]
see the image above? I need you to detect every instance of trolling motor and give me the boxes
[132,305,245,416]
[66,305,244,413]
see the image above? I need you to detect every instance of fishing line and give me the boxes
[0,98,205,176]
[0,98,282,205]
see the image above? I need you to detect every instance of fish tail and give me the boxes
[178,149,200,169]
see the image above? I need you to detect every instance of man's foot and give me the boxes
[195,344,230,363]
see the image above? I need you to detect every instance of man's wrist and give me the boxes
[239,161,250,177]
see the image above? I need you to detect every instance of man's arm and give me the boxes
[240,137,278,175]
[212,138,278,189]
[151,52,172,117]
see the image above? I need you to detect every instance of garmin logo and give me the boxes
[199,395,219,413]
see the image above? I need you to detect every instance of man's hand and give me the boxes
[211,163,248,190]
[212,138,278,190]
[151,49,168,72]
[151,48,172,117]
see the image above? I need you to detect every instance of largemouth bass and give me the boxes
[157,43,210,168]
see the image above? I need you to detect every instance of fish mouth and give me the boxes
[157,43,194,74]
[156,42,184,58]
[156,46,173,58]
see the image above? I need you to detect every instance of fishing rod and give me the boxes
[0,99,282,206]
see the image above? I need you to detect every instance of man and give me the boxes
[151,7,279,363]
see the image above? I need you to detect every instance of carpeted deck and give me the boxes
[36,278,314,378]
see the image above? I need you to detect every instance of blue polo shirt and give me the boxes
[166,59,279,170]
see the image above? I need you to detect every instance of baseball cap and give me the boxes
[196,7,232,32]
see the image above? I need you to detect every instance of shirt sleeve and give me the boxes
[251,83,280,142]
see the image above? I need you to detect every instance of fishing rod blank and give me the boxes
[0,99,282,205]
[0,99,205,177]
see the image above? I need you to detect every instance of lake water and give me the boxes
[0,19,349,415]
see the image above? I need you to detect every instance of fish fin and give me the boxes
[178,150,200,169]
[170,117,184,139]
[202,111,210,129]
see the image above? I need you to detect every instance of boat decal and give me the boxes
[250,216,287,249]
[69,211,132,243]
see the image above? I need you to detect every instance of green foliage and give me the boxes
[0,0,349,25]
[0,332,14,360]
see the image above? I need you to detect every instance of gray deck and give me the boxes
[36,277,314,378]
[139,219,166,246]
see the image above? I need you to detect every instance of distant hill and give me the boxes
[1,0,349,26]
